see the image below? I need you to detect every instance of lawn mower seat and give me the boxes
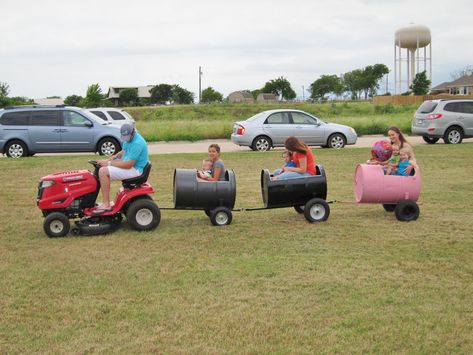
[122,162,152,189]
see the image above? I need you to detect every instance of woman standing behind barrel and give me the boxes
[387,126,416,175]
[198,144,226,181]
[274,136,316,180]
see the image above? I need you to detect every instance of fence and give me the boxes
[373,94,473,106]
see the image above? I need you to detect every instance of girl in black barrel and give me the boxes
[273,136,316,180]
[197,144,226,181]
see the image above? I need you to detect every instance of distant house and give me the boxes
[256,93,278,103]
[107,85,153,105]
[446,74,473,95]
[34,98,65,106]
[228,91,254,103]
[430,82,450,95]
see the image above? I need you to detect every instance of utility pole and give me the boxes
[302,85,305,101]
[198,66,203,103]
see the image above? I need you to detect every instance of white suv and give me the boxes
[88,108,135,125]
[411,99,473,144]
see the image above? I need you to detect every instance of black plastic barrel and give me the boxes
[261,165,327,208]
[173,168,236,210]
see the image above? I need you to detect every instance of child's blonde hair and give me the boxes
[399,147,412,158]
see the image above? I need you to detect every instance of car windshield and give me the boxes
[417,101,438,114]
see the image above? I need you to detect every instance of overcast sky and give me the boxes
[1,0,472,100]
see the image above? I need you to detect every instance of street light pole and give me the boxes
[198,66,203,103]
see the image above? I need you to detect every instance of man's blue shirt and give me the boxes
[122,131,148,173]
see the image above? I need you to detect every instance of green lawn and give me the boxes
[1,144,473,353]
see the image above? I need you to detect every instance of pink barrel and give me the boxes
[354,164,422,204]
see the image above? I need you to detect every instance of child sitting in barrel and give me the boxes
[272,150,296,178]
[198,159,213,178]
[385,143,400,175]
[396,147,417,176]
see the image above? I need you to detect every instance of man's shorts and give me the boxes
[108,166,141,181]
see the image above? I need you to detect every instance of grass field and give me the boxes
[1,144,473,353]
[126,102,418,141]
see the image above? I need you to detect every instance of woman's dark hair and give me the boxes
[208,144,221,153]
[285,136,307,154]
[387,126,409,148]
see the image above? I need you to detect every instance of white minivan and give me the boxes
[88,108,135,125]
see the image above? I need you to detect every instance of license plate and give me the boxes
[417,119,424,124]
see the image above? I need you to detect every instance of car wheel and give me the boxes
[327,133,346,149]
[422,136,439,144]
[383,204,396,212]
[443,127,463,144]
[252,136,272,152]
[5,140,28,158]
[210,207,233,226]
[98,138,120,156]
[44,212,70,238]
[394,200,419,222]
[126,199,161,231]
[304,198,330,223]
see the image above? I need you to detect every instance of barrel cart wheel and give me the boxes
[394,200,419,222]
[383,204,396,212]
[294,205,305,214]
[303,198,330,223]
[126,198,161,231]
[44,212,70,238]
[210,207,233,226]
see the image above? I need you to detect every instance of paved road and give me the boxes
[3,136,473,157]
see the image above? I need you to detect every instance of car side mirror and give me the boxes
[84,121,93,128]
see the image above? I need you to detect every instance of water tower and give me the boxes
[394,23,432,94]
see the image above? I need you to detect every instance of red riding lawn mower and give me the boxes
[37,160,161,237]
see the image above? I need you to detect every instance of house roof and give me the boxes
[431,82,450,91]
[446,74,473,87]
[258,93,277,100]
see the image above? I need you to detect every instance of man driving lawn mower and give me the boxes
[95,123,149,213]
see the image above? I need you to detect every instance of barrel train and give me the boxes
[37,161,422,237]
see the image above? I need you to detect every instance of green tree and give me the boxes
[251,89,262,100]
[342,69,364,100]
[150,84,173,104]
[0,81,9,107]
[201,87,223,103]
[119,88,138,106]
[261,76,296,101]
[84,84,104,108]
[410,71,431,95]
[64,95,83,106]
[171,85,194,104]
[309,75,343,100]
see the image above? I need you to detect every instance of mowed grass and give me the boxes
[1,144,473,353]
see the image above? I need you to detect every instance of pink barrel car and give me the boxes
[354,164,422,221]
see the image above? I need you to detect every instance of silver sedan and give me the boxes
[231,109,357,151]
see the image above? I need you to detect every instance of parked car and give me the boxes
[231,109,357,151]
[411,99,473,144]
[0,105,122,158]
[87,108,135,125]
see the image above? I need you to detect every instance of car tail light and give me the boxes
[426,113,442,119]
[236,125,245,135]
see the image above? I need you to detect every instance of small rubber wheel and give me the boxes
[422,136,439,144]
[5,140,28,158]
[304,198,330,223]
[394,200,420,222]
[443,127,463,144]
[252,136,272,152]
[210,207,233,226]
[71,227,80,236]
[294,205,305,214]
[98,137,120,156]
[383,204,396,212]
[327,133,346,149]
[44,212,70,238]
[126,199,161,231]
